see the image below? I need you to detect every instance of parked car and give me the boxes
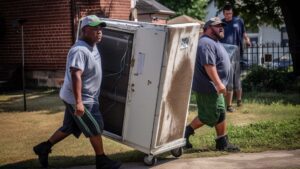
[272,58,293,69]
[264,55,293,69]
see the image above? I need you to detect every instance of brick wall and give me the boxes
[0,0,73,70]
[0,0,130,87]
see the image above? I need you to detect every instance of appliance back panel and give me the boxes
[98,29,134,137]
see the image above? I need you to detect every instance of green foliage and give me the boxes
[1,90,300,167]
[228,118,300,150]
[158,0,208,20]
[211,0,283,31]
[188,118,300,152]
[242,66,297,92]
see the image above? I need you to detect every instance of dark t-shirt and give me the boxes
[220,17,245,54]
[192,35,231,94]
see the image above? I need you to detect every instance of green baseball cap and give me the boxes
[80,15,106,29]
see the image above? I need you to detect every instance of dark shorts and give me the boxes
[59,101,104,138]
[227,61,241,91]
[194,92,226,127]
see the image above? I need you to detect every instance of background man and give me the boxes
[220,3,251,112]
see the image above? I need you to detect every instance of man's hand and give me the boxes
[75,102,85,117]
[244,34,252,47]
[216,83,227,96]
[246,38,252,47]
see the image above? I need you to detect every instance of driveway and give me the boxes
[66,149,300,169]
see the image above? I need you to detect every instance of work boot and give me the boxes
[33,141,52,168]
[215,135,240,152]
[226,105,235,112]
[184,125,195,149]
[96,154,122,169]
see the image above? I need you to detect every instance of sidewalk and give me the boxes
[66,149,300,169]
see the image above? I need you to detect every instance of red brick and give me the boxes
[0,0,130,71]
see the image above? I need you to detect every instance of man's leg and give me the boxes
[33,130,70,168]
[236,89,242,107]
[49,130,70,144]
[235,58,242,107]
[190,116,204,129]
[215,119,226,137]
[225,90,235,112]
[214,120,240,152]
[90,135,104,155]
[185,116,204,148]
[91,135,122,169]
[34,101,78,168]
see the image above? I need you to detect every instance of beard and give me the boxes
[212,28,224,40]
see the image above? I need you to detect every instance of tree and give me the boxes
[158,0,207,21]
[212,0,299,76]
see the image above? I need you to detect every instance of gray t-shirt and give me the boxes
[192,35,231,93]
[60,40,102,104]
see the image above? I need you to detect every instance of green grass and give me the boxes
[0,90,299,168]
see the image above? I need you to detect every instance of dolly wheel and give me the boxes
[171,147,183,157]
[143,155,157,166]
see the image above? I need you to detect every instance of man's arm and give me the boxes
[204,64,226,95]
[70,67,84,116]
[243,32,251,47]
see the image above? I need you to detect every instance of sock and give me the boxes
[187,125,194,132]
[46,140,53,147]
[216,134,226,140]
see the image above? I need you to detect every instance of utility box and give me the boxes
[81,19,200,165]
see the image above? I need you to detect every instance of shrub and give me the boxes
[242,66,297,92]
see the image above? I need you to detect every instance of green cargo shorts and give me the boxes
[194,92,226,127]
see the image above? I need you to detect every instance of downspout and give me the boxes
[70,0,76,44]
[131,0,138,21]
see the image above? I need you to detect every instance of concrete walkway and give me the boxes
[65,149,300,169]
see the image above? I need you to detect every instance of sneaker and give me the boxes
[33,141,52,168]
[215,135,240,152]
[237,100,242,107]
[96,154,122,169]
[184,125,195,149]
[226,105,235,112]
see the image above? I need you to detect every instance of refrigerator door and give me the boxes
[122,27,168,152]
[153,23,200,149]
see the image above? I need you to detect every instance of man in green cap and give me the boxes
[33,15,121,169]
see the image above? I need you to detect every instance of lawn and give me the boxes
[0,89,299,168]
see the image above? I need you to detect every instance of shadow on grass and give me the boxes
[0,89,64,114]
[0,150,181,169]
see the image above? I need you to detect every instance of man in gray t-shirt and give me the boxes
[184,17,240,152]
[33,15,121,169]
[59,39,102,105]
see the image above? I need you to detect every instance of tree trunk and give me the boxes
[279,0,300,76]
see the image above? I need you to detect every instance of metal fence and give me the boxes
[241,43,293,72]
